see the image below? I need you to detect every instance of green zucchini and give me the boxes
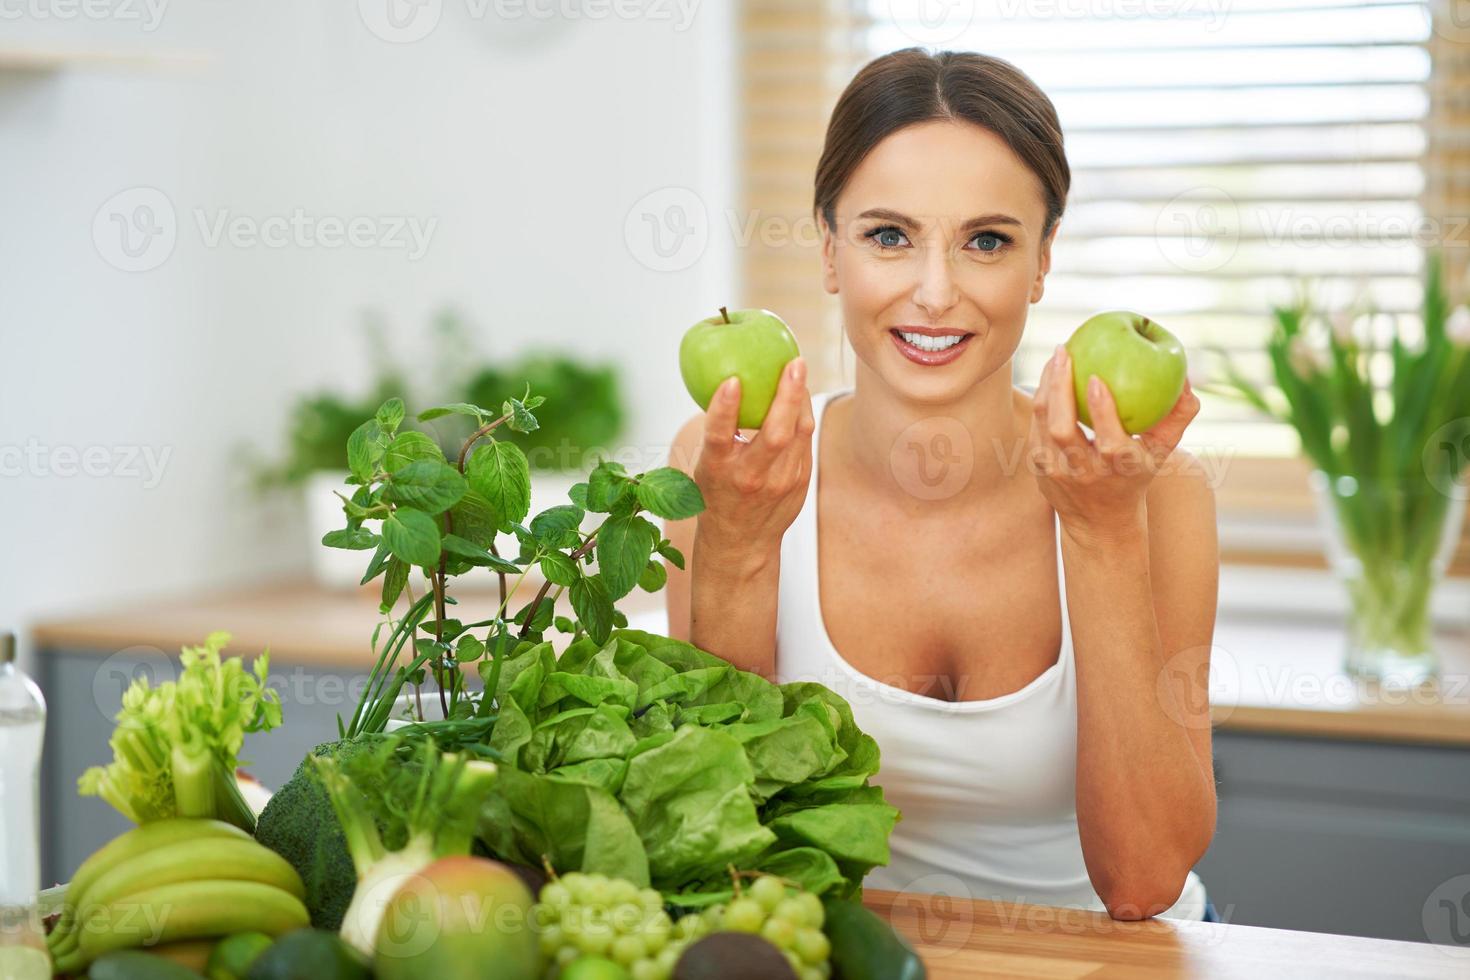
[822,896,926,980]
[88,949,208,980]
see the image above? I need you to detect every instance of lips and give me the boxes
[889,328,974,366]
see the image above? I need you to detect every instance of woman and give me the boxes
[663,48,1218,922]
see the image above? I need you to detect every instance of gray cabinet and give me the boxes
[1198,731,1470,943]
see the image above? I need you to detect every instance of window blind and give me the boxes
[741,0,1467,467]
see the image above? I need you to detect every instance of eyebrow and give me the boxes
[856,207,1024,232]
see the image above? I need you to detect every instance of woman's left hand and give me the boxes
[1029,343,1200,540]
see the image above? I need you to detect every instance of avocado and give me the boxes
[505,859,550,899]
[244,929,370,980]
[672,933,798,980]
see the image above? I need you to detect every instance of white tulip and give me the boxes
[1446,306,1470,347]
[1288,334,1328,377]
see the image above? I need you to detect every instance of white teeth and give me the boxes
[898,330,964,352]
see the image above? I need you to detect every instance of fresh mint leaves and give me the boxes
[322,390,705,734]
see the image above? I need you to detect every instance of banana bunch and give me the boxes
[47,817,309,975]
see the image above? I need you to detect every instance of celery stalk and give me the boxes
[170,741,216,818]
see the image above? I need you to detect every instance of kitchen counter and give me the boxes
[862,888,1466,979]
[30,578,1470,950]
[31,577,1470,746]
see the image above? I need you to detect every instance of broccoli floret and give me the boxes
[255,734,498,954]
[254,738,373,929]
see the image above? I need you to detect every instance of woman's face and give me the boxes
[821,119,1055,402]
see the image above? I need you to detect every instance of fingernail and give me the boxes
[1052,344,1065,367]
[1088,375,1103,400]
[723,377,739,399]
[793,358,806,383]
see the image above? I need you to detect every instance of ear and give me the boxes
[1030,223,1057,305]
[821,214,839,295]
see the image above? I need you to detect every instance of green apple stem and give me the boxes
[719,306,730,324]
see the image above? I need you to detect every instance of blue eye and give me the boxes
[865,225,908,249]
[971,231,1013,253]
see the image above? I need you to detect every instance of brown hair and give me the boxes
[814,47,1070,244]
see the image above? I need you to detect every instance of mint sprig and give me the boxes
[325,390,704,740]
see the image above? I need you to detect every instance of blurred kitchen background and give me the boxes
[4,0,1470,953]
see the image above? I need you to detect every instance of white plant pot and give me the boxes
[306,470,366,589]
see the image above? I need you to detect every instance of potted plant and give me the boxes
[253,374,412,588]
[254,315,627,590]
[1208,250,1470,686]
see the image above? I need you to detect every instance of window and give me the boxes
[739,0,1468,570]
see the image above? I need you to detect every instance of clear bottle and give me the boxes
[0,632,50,978]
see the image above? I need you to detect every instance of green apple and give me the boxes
[1064,311,1188,434]
[680,307,801,429]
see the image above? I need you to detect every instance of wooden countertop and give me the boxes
[30,579,1470,746]
[861,888,1465,979]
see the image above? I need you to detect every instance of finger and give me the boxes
[796,380,816,442]
[1047,346,1087,449]
[1084,374,1135,457]
[749,358,807,463]
[700,376,743,460]
[1031,352,1053,429]
[1139,377,1200,464]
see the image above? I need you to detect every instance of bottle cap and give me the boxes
[0,632,14,664]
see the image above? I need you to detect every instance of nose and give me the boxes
[912,244,959,319]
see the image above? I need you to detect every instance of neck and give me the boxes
[834,360,1030,514]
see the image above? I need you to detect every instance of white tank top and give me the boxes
[774,387,1207,920]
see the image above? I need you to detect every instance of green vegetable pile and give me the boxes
[477,628,898,906]
[254,387,899,921]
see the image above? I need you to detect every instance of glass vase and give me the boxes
[1309,470,1466,687]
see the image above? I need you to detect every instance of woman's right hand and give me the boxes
[693,357,816,555]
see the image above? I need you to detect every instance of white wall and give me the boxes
[0,0,736,664]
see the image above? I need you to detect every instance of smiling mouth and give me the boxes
[889,328,974,353]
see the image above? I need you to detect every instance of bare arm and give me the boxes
[1064,455,1219,919]
[1031,345,1217,919]
[661,359,814,678]
[662,415,785,678]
